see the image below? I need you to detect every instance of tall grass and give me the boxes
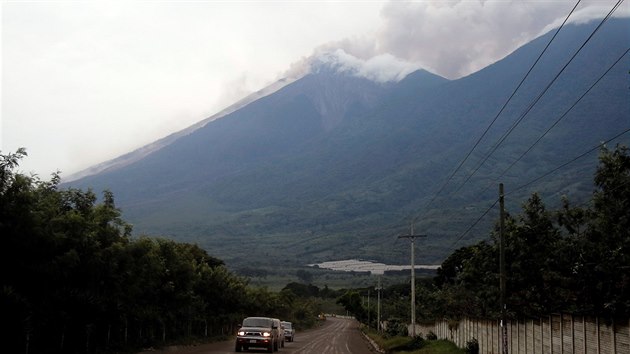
[364,329,465,354]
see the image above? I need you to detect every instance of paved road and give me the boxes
[140,317,376,354]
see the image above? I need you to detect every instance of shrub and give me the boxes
[385,318,408,337]
[407,335,425,350]
[465,338,479,354]
[426,331,438,340]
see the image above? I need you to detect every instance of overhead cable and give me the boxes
[455,0,625,194]
[508,127,630,196]
[446,197,499,251]
[444,126,630,258]
[406,0,583,226]
[475,46,630,196]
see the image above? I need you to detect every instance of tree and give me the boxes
[337,291,366,321]
[572,145,630,317]
[0,149,257,352]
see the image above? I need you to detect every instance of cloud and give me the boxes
[538,1,630,36]
[374,0,578,79]
[289,0,629,81]
[5,0,628,178]
[308,49,422,83]
[4,1,385,177]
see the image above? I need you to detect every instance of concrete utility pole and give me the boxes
[367,289,371,330]
[376,276,382,333]
[500,183,508,354]
[398,225,426,337]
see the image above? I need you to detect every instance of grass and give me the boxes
[413,340,465,354]
[365,330,465,354]
[375,335,416,350]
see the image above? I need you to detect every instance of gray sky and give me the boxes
[2,0,627,178]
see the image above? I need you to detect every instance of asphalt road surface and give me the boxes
[139,317,377,354]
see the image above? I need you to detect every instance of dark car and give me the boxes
[235,316,280,352]
[281,321,294,342]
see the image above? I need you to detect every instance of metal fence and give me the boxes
[412,314,630,354]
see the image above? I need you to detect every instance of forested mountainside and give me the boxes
[67,19,630,268]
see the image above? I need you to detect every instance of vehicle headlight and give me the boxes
[262,332,271,337]
[237,331,245,336]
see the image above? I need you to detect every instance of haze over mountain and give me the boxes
[66,18,630,269]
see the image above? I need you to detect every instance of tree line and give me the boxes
[0,148,321,354]
[337,145,630,328]
[3,143,628,351]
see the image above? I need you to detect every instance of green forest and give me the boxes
[0,149,326,353]
[429,144,630,320]
[2,144,629,353]
[338,144,630,328]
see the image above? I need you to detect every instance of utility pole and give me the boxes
[398,225,426,337]
[367,289,371,330]
[376,276,382,333]
[500,183,508,354]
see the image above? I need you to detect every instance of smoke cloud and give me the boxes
[289,0,629,81]
[310,49,422,83]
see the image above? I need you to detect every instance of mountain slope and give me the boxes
[67,18,630,268]
[63,77,299,183]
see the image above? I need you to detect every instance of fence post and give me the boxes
[531,319,535,354]
[493,320,495,354]
[510,320,513,354]
[498,320,501,354]
[479,323,488,353]
[596,317,600,354]
[571,314,574,354]
[550,315,554,354]
[478,319,480,352]
[488,320,491,354]
[484,321,494,353]
[560,312,564,353]
[611,318,617,354]
[480,320,483,354]
[492,319,495,354]
[467,318,470,348]
[583,316,587,354]
[516,321,521,353]
[457,322,466,348]
[544,316,546,353]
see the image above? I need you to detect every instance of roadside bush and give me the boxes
[465,338,479,354]
[368,334,425,353]
[426,331,438,340]
[385,318,408,337]
[386,335,425,352]
[406,335,425,350]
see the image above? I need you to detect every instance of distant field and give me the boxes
[311,259,440,274]
[238,262,436,291]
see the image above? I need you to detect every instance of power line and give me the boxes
[474,46,630,196]
[502,48,629,175]
[409,0,621,243]
[406,0,583,225]
[445,167,630,263]
[447,197,499,251]
[509,127,630,196]
[398,0,625,259]
[445,127,630,254]
[455,0,625,194]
